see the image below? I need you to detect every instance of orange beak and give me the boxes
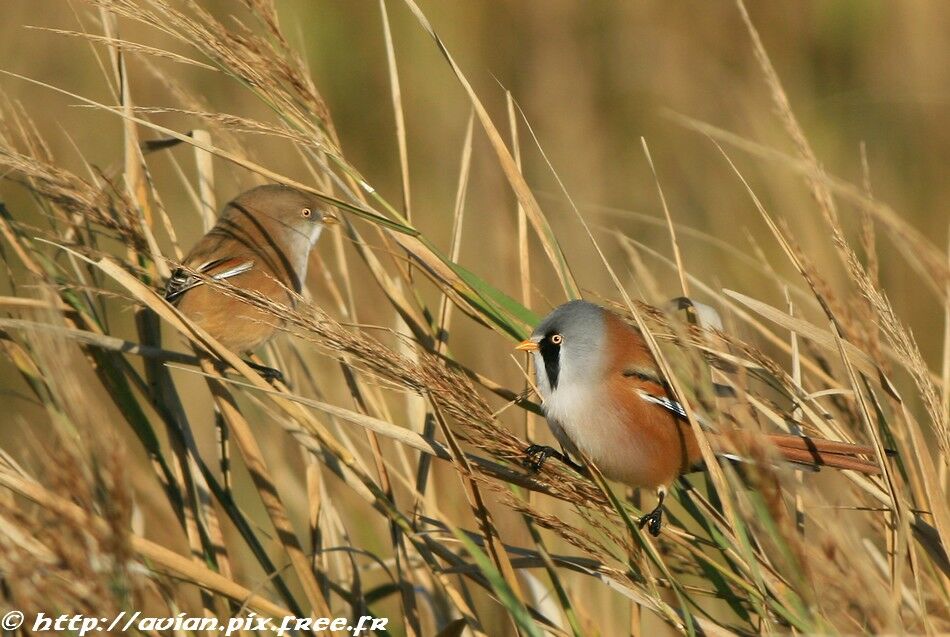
[515,339,539,352]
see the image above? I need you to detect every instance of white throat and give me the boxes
[532,350,603,433]
[288,225,323,288]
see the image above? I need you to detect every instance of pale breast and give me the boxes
[540,382,651,485]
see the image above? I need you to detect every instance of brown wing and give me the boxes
[602,311,884,478]
[604,312,703,484]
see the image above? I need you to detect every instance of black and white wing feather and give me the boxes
[636,389,690,420]
[635,389,720,434]
[164,258,255,303]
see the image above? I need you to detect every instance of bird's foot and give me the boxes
[243,360,286,385]
[523,444,559,472]
[522,444,587,474]
[638,487,667,537]
[638,507,664,537]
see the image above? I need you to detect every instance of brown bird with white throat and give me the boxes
[516,299,885,535]
[164,184,337,380]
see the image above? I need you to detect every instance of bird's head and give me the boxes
[516,299,608,400]
[229,183,338,247]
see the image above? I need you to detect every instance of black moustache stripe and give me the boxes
[539,336,561,390]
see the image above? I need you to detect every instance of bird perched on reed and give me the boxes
[516,299,886,535]
[164,184,337,380]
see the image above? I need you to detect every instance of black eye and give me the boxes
[301,207,313,218]
[550,333,563,345]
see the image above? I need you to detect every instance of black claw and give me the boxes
[522,444,557,472]
[638,489,667,537]
[638,508,664,537]
[243,360,286,385]
[260,368,285,383]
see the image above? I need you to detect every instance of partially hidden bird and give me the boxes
[164,184,337,380]
[516,299,886,535]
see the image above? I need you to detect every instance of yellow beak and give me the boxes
[515,339,539,352]
[322,212,340,226]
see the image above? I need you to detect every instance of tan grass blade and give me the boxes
[785,289,806,534]
[830,321,908,545]
[506,92,542,520]
[399,0,579,299]
[435,111,475,355]
[379,0,411,219]
[192,129,217,232]
[23,26,217,70]
[104,11,235,595]
[641,138,689,299]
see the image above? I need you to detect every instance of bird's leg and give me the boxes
[242,359,286,385]
[559,446,588,474]
[522,444,587,474]
[638,486,667,537]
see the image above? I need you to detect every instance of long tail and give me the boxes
[709,433,887,475]
[767,434,884,474]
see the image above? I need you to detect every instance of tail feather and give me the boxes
[711,433,885,475]
[776,445,882,474]
[767,433,876,457]
[768,434,883,474]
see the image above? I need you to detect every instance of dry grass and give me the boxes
[0,1,947,635]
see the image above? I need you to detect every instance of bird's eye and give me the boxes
[301,208,313,218]
[550,334,563,345]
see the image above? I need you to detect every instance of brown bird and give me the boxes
[516,300,887,535]
[164,184,337,379]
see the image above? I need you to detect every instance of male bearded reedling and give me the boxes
[516,299,887,536]
[164,184,337,381]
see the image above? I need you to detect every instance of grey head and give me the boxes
[522,300,607,399]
